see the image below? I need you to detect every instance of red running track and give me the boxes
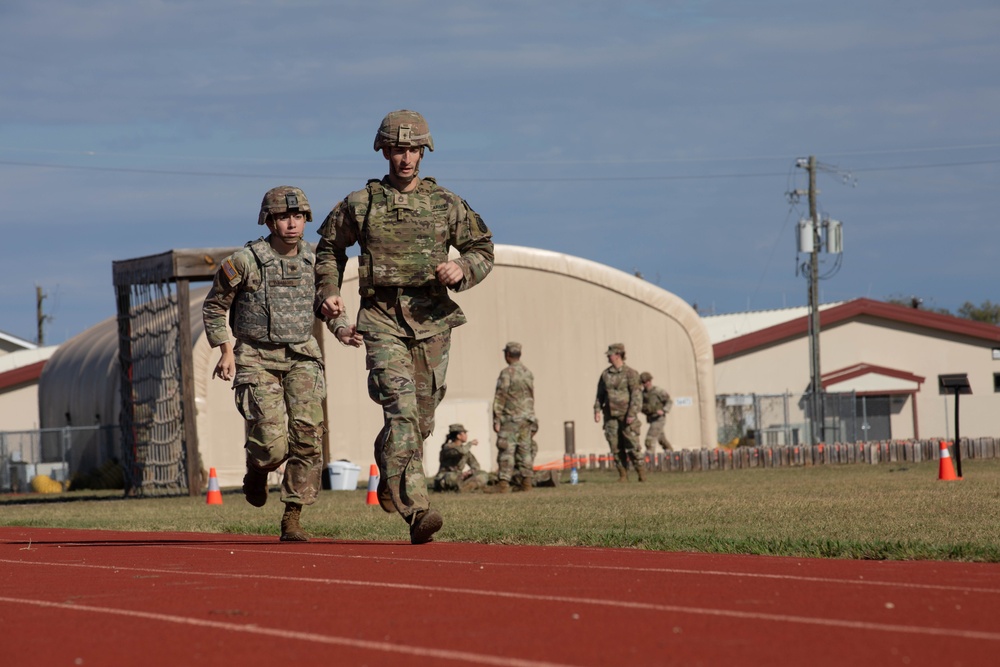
[2,527,999,666]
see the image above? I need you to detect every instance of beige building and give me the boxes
[706,298,1000,443]
[0,347,57,432]
[38,244,716,489]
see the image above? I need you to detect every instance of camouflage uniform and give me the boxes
[641,374,673,454]
[594,344,645,478]
[433,425,487,492]
[493,342,536,485]
[315,118,493,528]
[203,236,325,508]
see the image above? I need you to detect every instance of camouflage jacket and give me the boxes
[203,236,322,368]
[436,441,481,476]
[493,361,535,425]
[315,176,494,340]
[642,385,673,419]
[594,363,642,420]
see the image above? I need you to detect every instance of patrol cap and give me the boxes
[606,343,626,356]
[503,342,522,355]
[640,372,653,383]
[258,185,312,225]
[374,109,434,152]
[448,423,466,435]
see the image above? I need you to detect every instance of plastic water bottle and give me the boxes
[569,466,578,485]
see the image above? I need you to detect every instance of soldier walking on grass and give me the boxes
[316,110,494,544]
[594,343,647,482]
[490,341,536,493]
[640,371,673,455]
[204,186,348,542]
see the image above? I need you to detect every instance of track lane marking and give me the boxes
[0,595,572,667]
[2,559,999,642]
[158,544,1000,596]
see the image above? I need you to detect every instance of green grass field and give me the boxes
[3,459,999,561]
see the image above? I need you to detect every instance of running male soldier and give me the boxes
[640,371,674,455]
[433,424,487,492]
[490,341,536,493]
[204,186,343,542]
[593,343,647,482]
[316,110,494,544]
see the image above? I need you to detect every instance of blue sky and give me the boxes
[1,0,998,344]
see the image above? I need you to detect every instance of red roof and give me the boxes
[821,362,925,392]
[713,298,1000,361]
[0,360,46,392]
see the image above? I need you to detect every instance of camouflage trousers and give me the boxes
[234,358,325,505]
[644,416,673,453]
[434,469,488,492]
[603,416,645,471]
[496,418,534,483]
[365,330,450,521]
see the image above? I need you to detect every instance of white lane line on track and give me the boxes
[162,544,1000,596]
[3,559,999,642]
[0,595,573,667]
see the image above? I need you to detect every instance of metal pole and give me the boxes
[807,156,824,444]
[954,392,963,478]
[563,421,576,455]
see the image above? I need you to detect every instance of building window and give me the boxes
[993,348,1000,360]
[994,373,1000,393]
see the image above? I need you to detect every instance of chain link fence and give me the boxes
[716,391,895,447]
[0,425,120,493]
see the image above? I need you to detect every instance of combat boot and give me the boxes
[280,503,308,542]
[637,466,647,482]
[519,476,532,492]
[487,480,511,494]
[409,509,443,545]
[376,473,395,513]
[242,464,268,507]
[459,477,483,493]
[616,465,628,483]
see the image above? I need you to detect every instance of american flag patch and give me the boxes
[222,258,239,283]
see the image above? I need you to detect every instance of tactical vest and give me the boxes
[349,179,449,297]
[232,238,316,344]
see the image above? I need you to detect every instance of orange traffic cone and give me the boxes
[206,467,223,504]
[365,464,379,505]
[938,441,961,481]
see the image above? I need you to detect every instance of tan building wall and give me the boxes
[0,383,41,431]
[714,307,1000,441]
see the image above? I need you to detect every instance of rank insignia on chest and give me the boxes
[280,259,302,281]
[221,258,240,285]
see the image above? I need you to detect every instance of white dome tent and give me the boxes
[40,244,715,492]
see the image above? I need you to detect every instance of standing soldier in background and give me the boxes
[433,424,487,492]
[203,186,341,542]
[316,110,494,544]
[594,343,646,482]
[490,341,536,493]
[640,371,674,456]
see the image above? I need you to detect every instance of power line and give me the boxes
[1,157,998,183]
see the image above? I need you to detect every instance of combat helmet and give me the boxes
[373,110,434,152]
[640,372,653,383]
[258,186,312,226]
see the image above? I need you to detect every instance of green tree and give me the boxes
[957,300,1000,325]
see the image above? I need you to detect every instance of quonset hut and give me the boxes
[38,244,716,492]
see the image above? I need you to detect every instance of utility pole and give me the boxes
[806,156,823,444]
[792,156,847,445]
[36,285,49,346]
